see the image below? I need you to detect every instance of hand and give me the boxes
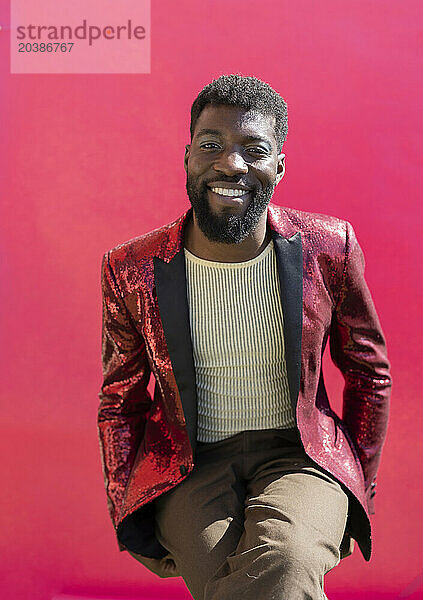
[127,550,180,578]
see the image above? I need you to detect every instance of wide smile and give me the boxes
[207,186,251,206]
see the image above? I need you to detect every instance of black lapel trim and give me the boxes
[153,250,198,453]
[272,230,303,421]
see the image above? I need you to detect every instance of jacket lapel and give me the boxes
[271,230,303,421]
[153,248,198,451]
[152,204,303,452]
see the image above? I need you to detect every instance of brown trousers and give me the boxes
[154,427,349,600]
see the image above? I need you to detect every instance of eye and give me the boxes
[200,142,220,150]
[247,147,267,154]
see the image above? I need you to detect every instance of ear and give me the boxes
[184,145,191,173]
[275,153,286,185]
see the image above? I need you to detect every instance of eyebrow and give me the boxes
[195,128,272,149]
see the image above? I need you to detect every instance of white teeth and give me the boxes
[210,187,248,197]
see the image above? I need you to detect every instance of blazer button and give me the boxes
[179,465,188,476]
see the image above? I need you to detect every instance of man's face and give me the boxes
[184,104,285,244]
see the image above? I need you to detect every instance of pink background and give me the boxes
[1,1,422,599]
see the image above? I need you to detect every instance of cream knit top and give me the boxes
[184,238,296,443]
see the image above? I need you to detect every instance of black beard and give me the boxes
[185,177,276,244]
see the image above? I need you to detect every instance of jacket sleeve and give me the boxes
[97,251,153,551]
[329,221,392,514]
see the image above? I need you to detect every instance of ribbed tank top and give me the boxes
[184,238,296,443]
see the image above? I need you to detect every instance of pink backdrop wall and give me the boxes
[1,1,422,599]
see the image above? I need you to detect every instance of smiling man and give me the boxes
[98,74,392,600]
[184,103,282,258]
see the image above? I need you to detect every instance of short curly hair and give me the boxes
[190,73,288,153]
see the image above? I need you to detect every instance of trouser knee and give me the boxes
[268,537,338,579]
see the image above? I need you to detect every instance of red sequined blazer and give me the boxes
[98,202,392,562]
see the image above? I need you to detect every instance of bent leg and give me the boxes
[154,439,246,600]
[204,454,349,600]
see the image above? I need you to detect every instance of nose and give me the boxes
[213,149,248,176]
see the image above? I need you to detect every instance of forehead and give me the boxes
[193,104,276,145]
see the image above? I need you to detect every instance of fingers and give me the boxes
[126,549,180,577]
[160,556,180,578]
